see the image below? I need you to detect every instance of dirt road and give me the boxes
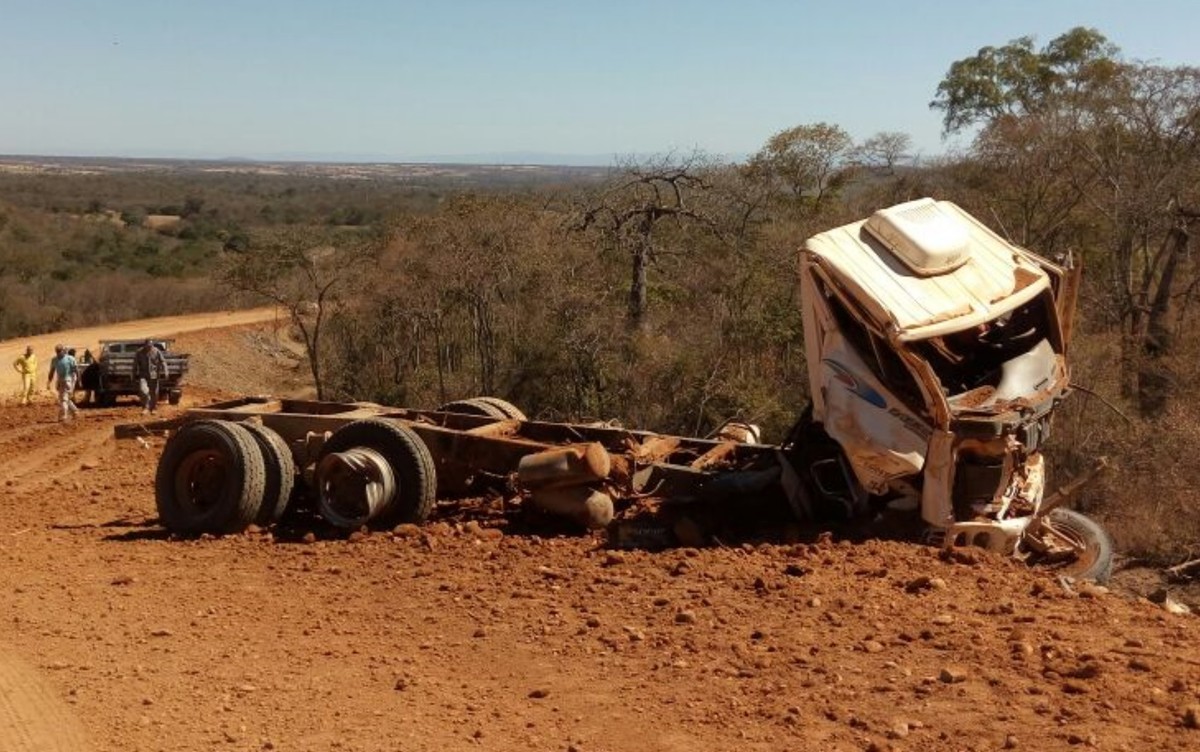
[0,642,90,751]
[0,308,279,396]
[0,319,1197,752]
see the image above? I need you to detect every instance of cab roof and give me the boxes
[802,200,1051,342]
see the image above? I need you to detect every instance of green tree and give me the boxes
[853,131,913,174]
[749,122,855,210]
[181,196,206,218]
[930,27,1120,135]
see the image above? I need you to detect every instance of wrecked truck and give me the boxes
[789,197,1109,581]
[123,198,1112,581]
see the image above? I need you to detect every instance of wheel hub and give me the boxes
[174,449,228,513]
[1017,516,1089,565]
[316,447,397,529]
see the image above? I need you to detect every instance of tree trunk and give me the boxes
[1145,225,1187,356]
[628,244,649,327]
[291,309,324,401]
[1137,223,1189,417]
[1116,233,1139,400]
[432,315,447,405]
[472,296,496,396]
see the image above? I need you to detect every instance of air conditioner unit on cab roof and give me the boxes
[864,198,970,276]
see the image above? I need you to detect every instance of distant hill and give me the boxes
[0,154,612,185]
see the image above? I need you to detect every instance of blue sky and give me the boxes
[2,1,1198,164]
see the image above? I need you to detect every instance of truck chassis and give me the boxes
[125,396,782,541]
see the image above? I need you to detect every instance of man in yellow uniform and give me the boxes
[11,345,37,406]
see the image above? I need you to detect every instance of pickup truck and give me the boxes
[81,339,189,407]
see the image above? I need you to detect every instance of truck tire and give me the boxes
[469,397,527,421]
[436,398,508,419]
[168,390,182,406]
[155,420,267,535]
[241,422,296,526]
[96,391,116,408]
[1037,509,1115,584]
[318,419,436,526]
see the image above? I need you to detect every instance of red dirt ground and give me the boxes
[0,322,1197,752]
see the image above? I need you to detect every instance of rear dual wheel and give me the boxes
[155,420,296,535]
[155,420,267,535]
[242,422,296,526]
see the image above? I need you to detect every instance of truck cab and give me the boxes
[791,198,1108,580]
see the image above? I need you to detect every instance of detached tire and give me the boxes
[470,397,526,421]
[1043,509,1115,583]
[155,420,267,535]
[241,422,296,526]
[437,398,508,420]
[319,419,437,526]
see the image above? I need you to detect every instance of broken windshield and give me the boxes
[910,292,1057,406]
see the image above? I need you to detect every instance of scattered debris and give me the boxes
[939,666,968,684]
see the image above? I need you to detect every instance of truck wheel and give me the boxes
[168,390,182,406]
[241,422,296,526]
[470,397,526,421]
[1027,509,1115,583]
[316,419,436,528]
[97,392,116,408]
[437,398,508,419]
[154,420,267,535]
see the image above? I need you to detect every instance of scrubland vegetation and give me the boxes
[2,27,1197,558]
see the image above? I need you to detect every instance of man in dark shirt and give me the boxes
[134,340,167,415]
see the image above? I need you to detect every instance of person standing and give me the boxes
[79,348,96,405]
[46,345,80,422]
[11,345,37,406]
[134,340,166,415]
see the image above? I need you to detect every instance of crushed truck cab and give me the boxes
[792,198,1107,578]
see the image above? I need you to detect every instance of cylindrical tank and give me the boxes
[528,485,614,529]
[517,443,611,489]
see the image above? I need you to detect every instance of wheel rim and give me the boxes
[1018,516,1098,574]
[316,447,397,529]
[1044,516,1101,576]
[174,449,230,515]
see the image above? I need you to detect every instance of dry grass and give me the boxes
[1052,328,1200,563]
